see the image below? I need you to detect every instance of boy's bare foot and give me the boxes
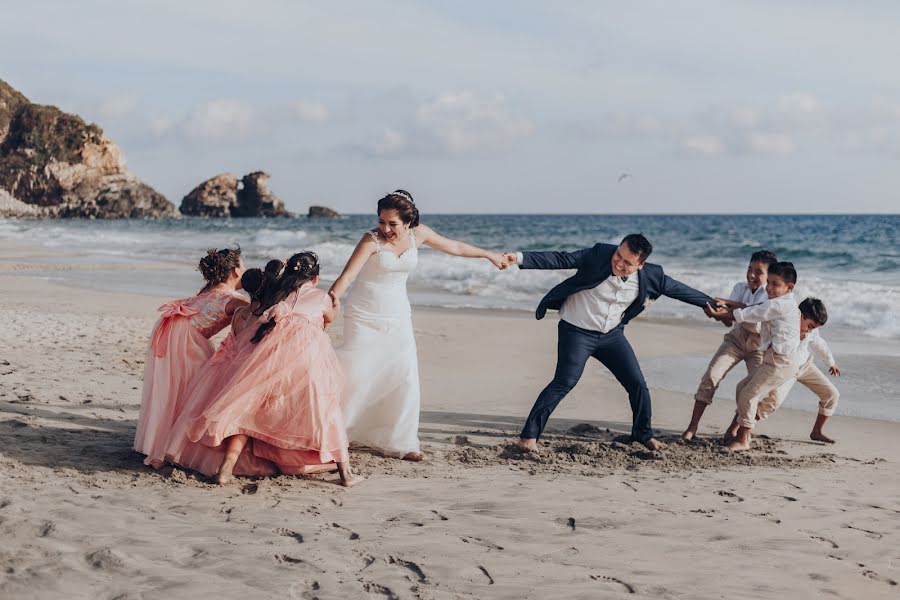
[643,438,667,451]
[518,438,538,452]
[725,439,751,452]
[810,430,836,444]
[725,426,752,452]
[682,401,707,442]
[402,452,424,462]
[337,462,362,487]
[722,417,740,443]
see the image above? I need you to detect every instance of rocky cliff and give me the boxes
[179,171,292,217]
[0,79,177,218]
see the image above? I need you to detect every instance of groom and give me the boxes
[504,234,716,451]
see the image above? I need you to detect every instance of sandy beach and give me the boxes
[1,244,899,600]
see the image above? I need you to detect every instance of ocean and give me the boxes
[2,214,898,420]
[2,214,897,335]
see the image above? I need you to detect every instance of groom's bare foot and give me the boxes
[642,438,667,451]
[517,438,538,452]
[402,452,424,462]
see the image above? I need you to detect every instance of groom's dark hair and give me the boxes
[621,234,652,263]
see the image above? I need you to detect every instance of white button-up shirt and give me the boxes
[733,292,800,357]
[795,328,836,368]
[728,281,769,334]
[558,274,640,333]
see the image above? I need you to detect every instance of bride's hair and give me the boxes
[198,246,242,293]
[251,251,320,343]
[377,189,419,227]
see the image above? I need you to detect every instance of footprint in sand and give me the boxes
[716,490,745,502]
[361,581,400,600]
[331,522,360,540]
[275,527,304,543]
[460,536,504,551]
[388,556,427,583]
[590,574,636,594]
[85,548,126,570]
[843,524,884,539]
[862,570,898,586]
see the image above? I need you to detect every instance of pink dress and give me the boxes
[134,287,242,467]
[163,305,277,477]
[187,284,349,474]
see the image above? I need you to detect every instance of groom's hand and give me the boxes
[502,252,519,267]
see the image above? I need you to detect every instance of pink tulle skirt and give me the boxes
[164,334,278,477]
[188,315,349,473]
[135,316,214,468]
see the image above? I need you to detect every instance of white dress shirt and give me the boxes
[728,281,769,334]
[559,276,640,333]
[515,252,639,333]
[795,328,836,368]
[733,292,800,357]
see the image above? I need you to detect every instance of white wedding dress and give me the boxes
[337,229,421,457]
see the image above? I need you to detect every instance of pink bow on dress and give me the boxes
[150,300,200,357]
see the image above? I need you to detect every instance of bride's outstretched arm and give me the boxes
[415,224,508,269]
[329,234,377,300]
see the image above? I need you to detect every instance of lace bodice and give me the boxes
[345,229,418,319]
[189,287,243,338]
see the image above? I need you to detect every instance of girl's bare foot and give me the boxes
[337,462,362,487]
[680,429,697,441]
[810,430,835,444]
[215,459,237,485]
[517,438,538,452]
[402,452,424,462]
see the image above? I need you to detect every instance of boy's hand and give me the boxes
[715,298,747,309]
[829,365,841,377]
[704,302,731,321]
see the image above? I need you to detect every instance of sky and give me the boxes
[2,0,899,214]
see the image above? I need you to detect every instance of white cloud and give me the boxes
[359,92,534,157]
[97,95,138,119]
[183,100,256,141]
[747,132,795,156]
[678,134,725,157]
[293,101,329,124]
[415,92,533,154]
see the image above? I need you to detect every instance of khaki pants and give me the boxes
[734,348,796,429]
[756,358,840,420]
[694,326,762,405]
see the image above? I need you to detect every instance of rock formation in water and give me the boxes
[179,171,292,217]
[0,79,177,218]
[307,205,340,218]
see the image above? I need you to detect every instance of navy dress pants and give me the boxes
[521,320,654,443]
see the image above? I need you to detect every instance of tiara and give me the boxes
[390,190,412,202]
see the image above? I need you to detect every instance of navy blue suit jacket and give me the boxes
[522,243,714,325]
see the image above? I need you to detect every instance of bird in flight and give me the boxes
[617,173,631,183]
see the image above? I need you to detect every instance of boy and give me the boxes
[681,250,778,441]
[706,261,800,451]
[755,297,841,443]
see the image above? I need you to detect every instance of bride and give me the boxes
[329,190,508,460]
